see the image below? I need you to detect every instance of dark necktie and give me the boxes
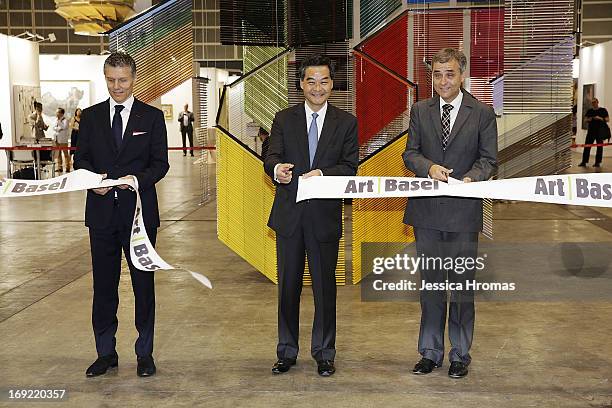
[308,112,319,167]
[112,105,125,149]
[441,103,453,150]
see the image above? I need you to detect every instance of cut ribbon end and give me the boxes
[190,271,213,289]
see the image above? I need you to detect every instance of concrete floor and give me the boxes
[1,151,612,407]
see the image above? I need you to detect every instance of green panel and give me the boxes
[243,46,289,133]
[360,0,401,38]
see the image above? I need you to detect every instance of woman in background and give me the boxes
[70,108,81,157]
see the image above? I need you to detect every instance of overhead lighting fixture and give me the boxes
[15,31,35,39]
[54,0,136,36]
[35,33,57,43]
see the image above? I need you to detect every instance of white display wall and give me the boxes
[578,40,612,157]
[160,79,192,150]
[0,34,40,175]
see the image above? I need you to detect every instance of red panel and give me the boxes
[470,8,504,106]
[356,16,408,145]
[412,11,464,101]
[356,57,409,145]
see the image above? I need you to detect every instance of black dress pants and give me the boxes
[181,128,194,156]
[276,206,339,362]
[581,132,603,165]
[89,206,157,358]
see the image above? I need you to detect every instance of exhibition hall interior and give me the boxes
[1,0,612,406]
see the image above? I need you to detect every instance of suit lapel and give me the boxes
[312,104,338,169]
[117,98,142,157]
[293,103,310,168]
[445,91,474,149]
[428,96,443,150]
[99,99,117,153]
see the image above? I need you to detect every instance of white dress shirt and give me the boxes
[439,90,463,134]
[183,112,190,127]
[109,94,135,139]
[53,117,69,144]
[305,101,327,141]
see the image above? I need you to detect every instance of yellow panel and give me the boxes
[353,134,415,284]
[216,129,345,285]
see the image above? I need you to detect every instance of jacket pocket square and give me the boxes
[132,131,147,136]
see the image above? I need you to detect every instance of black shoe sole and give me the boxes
[448,372,468,379]
[86,364,118,377]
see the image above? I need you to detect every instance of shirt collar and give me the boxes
[305,101,328,120]
[110,94,135,113]
[440,90,463,112]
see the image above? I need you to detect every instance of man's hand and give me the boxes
[92,173,111,195]
[428,164,453,181]
[276,163,294,184]
[463,177,473,183]
[302,169,322,179]
[118,175,135,190]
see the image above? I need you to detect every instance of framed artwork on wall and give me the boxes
[40,81,91,138]
[162,104,173,120]
[12,85,42,144]
[582,83,595,130]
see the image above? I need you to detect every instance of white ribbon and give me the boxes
[0,169,212,289]
[297,173,612,208]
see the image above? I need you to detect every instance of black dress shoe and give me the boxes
[448,361,468,378]
[86,352,118,377]
[578,162,587,167]
[412,357,440,375]
[594,163,601,167]
[317,360,335,377]
[137,356,156,377]
[272,358,296,374]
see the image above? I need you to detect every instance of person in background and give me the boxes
[258,127,270,160]
[178,103,195,157]
[53,108,70,172]
[29,102,48,141]
[579,98,610,168]
[70,108,82,157]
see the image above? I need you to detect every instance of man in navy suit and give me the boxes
[264,54,358,377]
[74,52,169,378]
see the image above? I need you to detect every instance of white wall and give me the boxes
[578,40,612,157]
[0,34,39,175]
[201,67,230,129]
[160,79,192,149]
[0,35,11,174]
[39,54,108,106]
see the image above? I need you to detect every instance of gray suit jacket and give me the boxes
[403,90,498,232]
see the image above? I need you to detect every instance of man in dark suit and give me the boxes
[403,48,497,379]
[178,104,195,157]
[74,52,169,378]
[264,54,358,377]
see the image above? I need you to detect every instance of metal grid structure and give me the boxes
[360,0,402,38]
[503,0,574,114]
[193,76,214,204]
[225,47,290,155]
[288,42,354,115]
[107,0,193,104]
[243,46,289,133]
